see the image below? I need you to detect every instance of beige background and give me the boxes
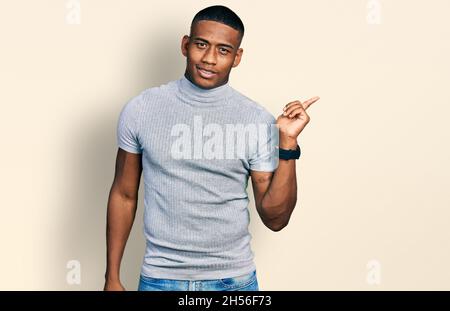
[0,0,449,290]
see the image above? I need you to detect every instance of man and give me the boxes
[104,5,319,291]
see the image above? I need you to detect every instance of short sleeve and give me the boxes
[248,110,279,172]
[116,95,143,154]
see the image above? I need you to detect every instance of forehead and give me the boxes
[191,20,240,47]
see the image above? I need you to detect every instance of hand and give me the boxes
[103,279,126,291]
[276,96,320,140]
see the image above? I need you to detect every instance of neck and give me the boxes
[175,72,233,108]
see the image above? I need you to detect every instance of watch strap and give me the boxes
[278,144,301,160]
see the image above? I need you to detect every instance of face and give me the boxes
[181,20,243,89]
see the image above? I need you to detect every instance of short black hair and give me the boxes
[190,5,245,45]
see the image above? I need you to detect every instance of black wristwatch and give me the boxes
[278,144,301,160]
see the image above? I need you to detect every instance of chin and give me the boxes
[193,76,219,89]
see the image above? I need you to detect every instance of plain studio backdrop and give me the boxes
[0,0,449,290]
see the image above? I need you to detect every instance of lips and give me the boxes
[196,66,217,79]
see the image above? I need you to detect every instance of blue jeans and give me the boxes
[138,270,259,291]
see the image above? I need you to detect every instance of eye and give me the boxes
[219,48,230,55]
[196,42,206,48]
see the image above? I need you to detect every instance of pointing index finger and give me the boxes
[302,96,320,110]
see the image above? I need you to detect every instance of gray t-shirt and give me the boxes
[117,74,278,280]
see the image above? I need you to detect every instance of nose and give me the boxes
[201,46,217,65]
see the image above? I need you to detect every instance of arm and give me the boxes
[104,148,142,291]
[250,137,298,232]
[251,96,320,232]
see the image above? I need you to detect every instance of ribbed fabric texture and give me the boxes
[117,74,278,280]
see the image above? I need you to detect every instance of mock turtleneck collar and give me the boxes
[175,73,233,108]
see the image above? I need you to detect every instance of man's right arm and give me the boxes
[104,148,142,291]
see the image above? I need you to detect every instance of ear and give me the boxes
[181,35,190,57]
[232,48,244,68]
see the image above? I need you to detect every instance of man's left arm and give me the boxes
[251,96,320,232]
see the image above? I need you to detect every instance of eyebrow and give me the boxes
[192,37,234,50]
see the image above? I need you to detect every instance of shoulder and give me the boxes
[230,87,276,124]
[123,79,177,111]
[140,79,177,99]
